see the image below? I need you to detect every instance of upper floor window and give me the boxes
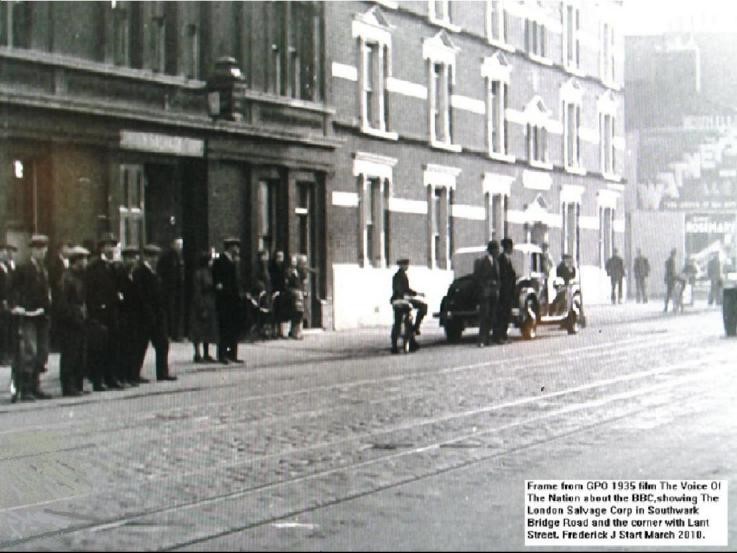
[598,90,617,176]
[112,5,130,66]
[424,164,460,269]
[184,23,199,79]
[524,2,549,62]
[423,31,460,151]
[429,0,450,24]
[482,53,512,159]
[486,0,508,45]
[0,0,32,49]
[268,1,325,102]
[600,21,615,84]
[354,153,397,268]
[561,78,583,171]
[562,2,580,70]
[353,7,395,139]
[525,96,551,167]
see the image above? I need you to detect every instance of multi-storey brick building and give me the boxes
[0,0,625,331]
[328,0,625,327]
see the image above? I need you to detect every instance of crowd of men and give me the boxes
[0,232,312,403]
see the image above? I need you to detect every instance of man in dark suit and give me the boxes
[633,248,650,304]
[85,233,124,391]
[389,258,426,354]
[134,244,177,382]
[57,246,90,396]
[118,246,146,386]
[707,252,723,306]
[157,237,185,341]
[474,240,500,348]
[212,237,244,364]
[493,238,517,345]
[10,234,52,401]
[0,243,17,366]
[664,248,677,313]
[606,248,625,304]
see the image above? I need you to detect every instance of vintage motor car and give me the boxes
[435,243,585,342]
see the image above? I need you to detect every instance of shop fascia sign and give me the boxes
[120,131,204,158]
[662,199,737,211]
[685,214,737,235]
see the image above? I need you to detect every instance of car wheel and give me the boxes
[445,320,463,343]
[521,318,537,340]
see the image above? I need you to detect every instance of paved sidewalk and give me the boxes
[0,300,722,404]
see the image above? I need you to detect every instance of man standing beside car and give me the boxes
[474,241,500,348]
[493,238,517,345]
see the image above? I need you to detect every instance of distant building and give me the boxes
[626,32,737,288]
[0,0,626,330]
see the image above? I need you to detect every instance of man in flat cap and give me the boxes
[0,243,17,365]
[474,240,500,348]
[85,232,124,391]
[118,246,146,386]
[133,244,176,381]
[10,234,52,401]
[389,258,426,354]
[57,246,90,396]
[212,237,244,364]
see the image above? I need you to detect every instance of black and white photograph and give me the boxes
[0,0,735,550]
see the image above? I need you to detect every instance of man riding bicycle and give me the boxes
[390,258,426,354]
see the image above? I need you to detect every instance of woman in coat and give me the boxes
[287,255,306,340]
[190,251,219,362]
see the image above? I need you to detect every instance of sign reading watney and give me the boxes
[120,131,204,158]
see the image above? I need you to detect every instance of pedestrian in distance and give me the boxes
[633,248,650,304]
[118,246,147,386]
[0,243,17,366]
[57,246,90,396]
[250,249,273,338]
[269,250,288,339]
[287,255,306,340]
[493,238,516,345]
[664,248,678,313]
[85,232,124,391]
[707,252,723,306]
[190,250,218,362]
[474,240,500,348]
[157,237,185,342]
[10,234,52,401]
[133,244,177,381]
[605,248,625,304]
[389,258,427,354]
[212,237,244,364]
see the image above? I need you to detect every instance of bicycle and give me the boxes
[391,296,421,354]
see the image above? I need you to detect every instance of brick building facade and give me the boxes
[0,0,625,331]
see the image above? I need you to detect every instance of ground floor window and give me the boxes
[599,206,614,267]
[358,175,390,268]
[485,192,508,241]
[561,201,580,261]
[119,164,146,248]
[428,185,452,269]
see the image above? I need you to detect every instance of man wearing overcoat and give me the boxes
[85,233,124,391]
[664,248,677,313]
[212,237,244,364]
[57,246,90,396]
[633,248,650,304]
[118,246,147,386]
[493,238,517,344]
[0,243,17,365]
[133,244,176,381]
[474,240,500,348]
[606,248,625,304]
[10,234,52,401]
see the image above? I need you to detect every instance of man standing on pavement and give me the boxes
[10,234,52,401]
[0,243,17,365]
[389,258,427,354]
[134,245,177,382]
[633,248,650,304]
[474,240,500,348]
[707,252,723,306]
[86,233,124,391]
[212,237,244,364]
[605,248,625,304]
[664,248,678,313]
[493,238,517,345]
[118,246,147,386]
[57,246,90,397]
[157,237,185,341]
